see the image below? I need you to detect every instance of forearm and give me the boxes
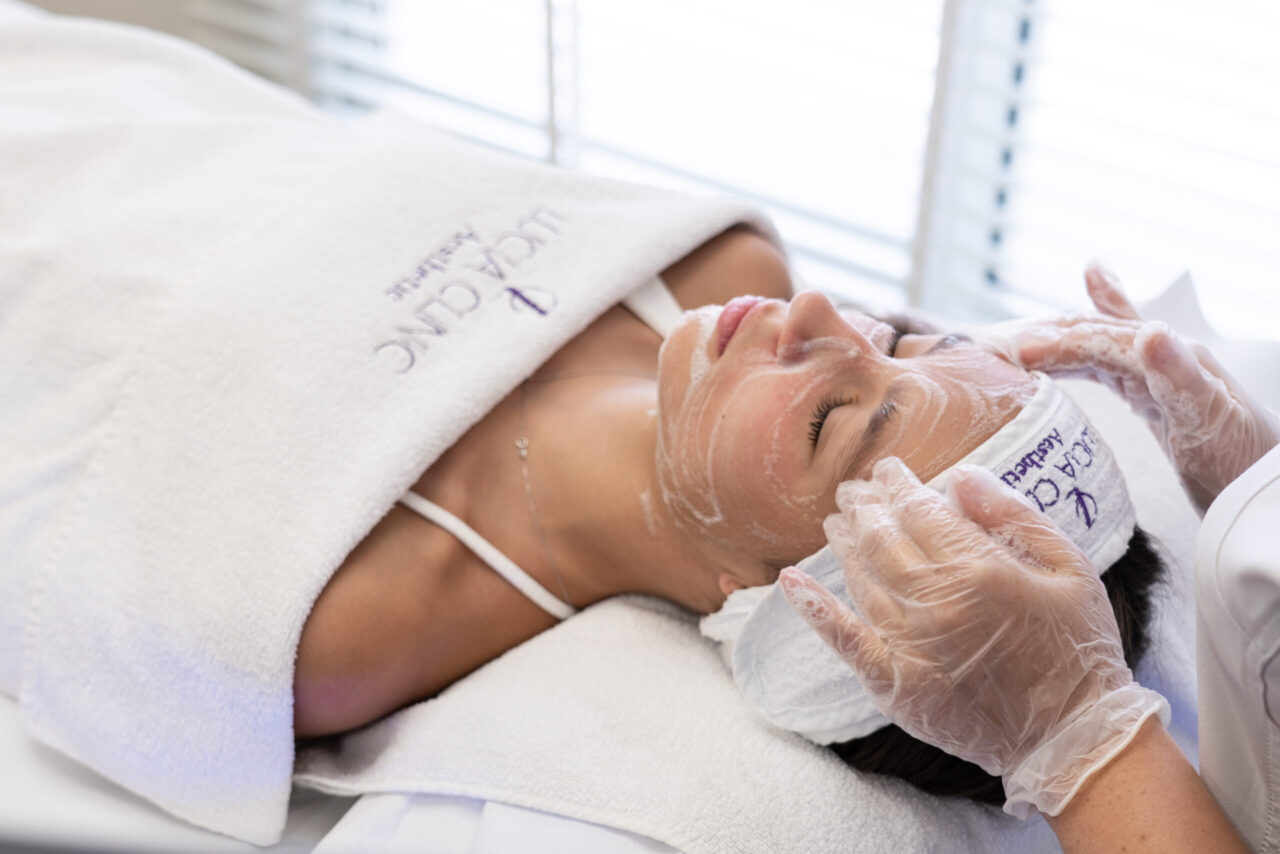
[1045,718,1248,854]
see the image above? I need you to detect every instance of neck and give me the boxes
[526,377,726,615]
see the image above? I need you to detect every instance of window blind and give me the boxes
[305,0,946,310]
[112,0,1279,331]
[307,0,552,156]
[186,0,310,92]
[920,0,1280,335]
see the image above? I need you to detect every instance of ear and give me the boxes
[718,571,748,598]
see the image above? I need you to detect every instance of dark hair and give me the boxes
[829,526,1166,806]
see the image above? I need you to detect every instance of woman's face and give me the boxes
[654,291,1038,566]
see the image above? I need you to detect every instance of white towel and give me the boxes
[296,595,1061,854]
[0,14,773,846]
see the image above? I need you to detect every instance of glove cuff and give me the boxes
[1002,683,1170,820]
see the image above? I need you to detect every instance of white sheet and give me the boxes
[314,794,677,854]
[0,693,355,853]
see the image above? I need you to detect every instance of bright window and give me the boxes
[189,0,1280,334]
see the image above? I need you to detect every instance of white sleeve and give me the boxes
[1195,445,1280,854]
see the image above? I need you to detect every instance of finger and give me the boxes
[845,498,975,608]
[823,514,904,626]
[823,512,863,579]
[846,501,931,586]
[974,313,1141,372]
[1084,263,1141,320]
[869,456,936,516]
[779,567,893,686]
[1135,322,1225,432]
[869,455,923,495]
[1014,320,1148,386]
[835,477,886,517]
[949,465,1092,575]
[870,457,988,564]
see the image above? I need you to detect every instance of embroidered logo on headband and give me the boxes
[925,372,1135,571]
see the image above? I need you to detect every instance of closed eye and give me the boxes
[808,325,904,450]
[887,326,906,357]
[808,395,849,448]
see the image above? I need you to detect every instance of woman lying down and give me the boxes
[296,227,1163,807]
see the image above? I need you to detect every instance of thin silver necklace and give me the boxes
[515,370,655,610]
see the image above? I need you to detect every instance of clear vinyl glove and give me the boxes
[980,265,1280,514]
[780,457,1169,819]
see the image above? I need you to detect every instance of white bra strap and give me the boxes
[397,490,577,621]
[622,274,684,340]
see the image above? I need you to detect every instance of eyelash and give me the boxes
[806,327,906,449]
[807,394,849,447]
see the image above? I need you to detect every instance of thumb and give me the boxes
[949,465,1092,575]
[779,567,892,686]
[1085,264,1141,320]
[1136,322,1224,433]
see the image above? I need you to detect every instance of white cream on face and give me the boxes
[654,306,727,532]
[654,298,1038,565]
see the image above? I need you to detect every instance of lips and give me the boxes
[716,296,766,356]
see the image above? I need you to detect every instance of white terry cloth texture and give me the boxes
[0,12,775,847]
[296,344,1205,854]
[0,693,355,854]
[297,596,1060,854]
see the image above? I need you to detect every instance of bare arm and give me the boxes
[1046,718,1248,854]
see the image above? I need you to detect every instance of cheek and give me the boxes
[710,387,835,555]
[656,307,719,415]
[657,371,832,557]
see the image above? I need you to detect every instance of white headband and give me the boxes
[701,374,1137,744]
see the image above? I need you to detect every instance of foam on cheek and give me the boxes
[760,367,837,507]
[638,488,664,540]
[738,337,861,552]
[654,307,731,533]
[682,305,720,395]
[655,316,834,552]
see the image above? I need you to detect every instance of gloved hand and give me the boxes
[780,456,1169,818]
[983,265,1280,514]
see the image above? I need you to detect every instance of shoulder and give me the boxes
[660,224,794,309]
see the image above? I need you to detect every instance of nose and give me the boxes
[777,291,873,359]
